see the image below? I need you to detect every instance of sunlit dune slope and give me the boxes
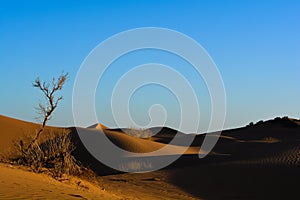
[1,114,300,168]
[0,163,119,200]
[0,115,64,155]
[0,115,199,171]
[1,114,300,199]
[74,127,200,155]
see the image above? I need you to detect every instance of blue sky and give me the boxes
[1,0,299,131]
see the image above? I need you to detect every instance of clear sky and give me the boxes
[1,0,299,131]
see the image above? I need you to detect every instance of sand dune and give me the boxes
[88,123,108,130]
[0,114,198,155]
[0,115,66,158]
[100,129,200,155]
[1,115,300,199]
[0,115,41,151]
[0,163,119,200]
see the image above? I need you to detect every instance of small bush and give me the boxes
[13,131,82,179]
[126,128,154,139]
[1,73,96,181]
[247,122,254,127]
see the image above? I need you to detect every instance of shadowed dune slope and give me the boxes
[199,117,300,166]
[69,127,200,175]
[0,115,199,175]
[2,114,300,167]
[1,115,300,199]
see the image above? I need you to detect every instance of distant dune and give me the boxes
[1,114,300,199]
[88,123,108,130]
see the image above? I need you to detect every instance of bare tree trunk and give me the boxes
[22,72,68,156]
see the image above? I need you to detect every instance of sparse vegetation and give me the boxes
[247,122,254,127]
[3,73,92,179]
[262,136,278,141]
[256,120,264,125]
[274,117,281,121]
[272,116,299,128]
[14,130,82,179]
[126,128,154,139]
[27,72,68,151]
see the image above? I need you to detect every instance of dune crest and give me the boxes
[88,123,108,130]
[2,115,300,199]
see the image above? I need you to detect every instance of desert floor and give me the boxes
[1,115,300,199]
[0,163,119,200]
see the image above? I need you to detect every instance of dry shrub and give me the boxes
[0,73,97,180]
[126,128,154,139]
[12,130,82,179]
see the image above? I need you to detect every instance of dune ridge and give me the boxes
[1,114,300,199]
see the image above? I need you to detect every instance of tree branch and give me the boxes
[24,72,68,154]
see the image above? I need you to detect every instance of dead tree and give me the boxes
[24,72,68,153]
